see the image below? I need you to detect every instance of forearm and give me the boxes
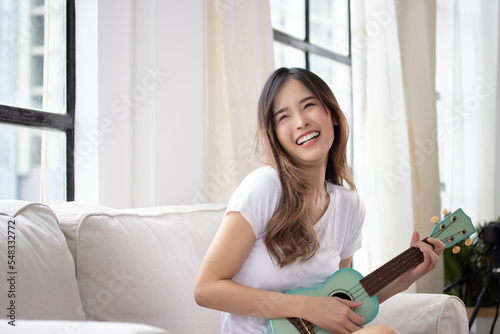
[194,278,307,319]
[195,277,365,333]
[376,279,409,304]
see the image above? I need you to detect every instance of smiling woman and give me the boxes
[194,67,444,334]
[256,68,353,269]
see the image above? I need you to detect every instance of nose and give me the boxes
[295,113,308,129]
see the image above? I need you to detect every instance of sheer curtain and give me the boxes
[202,0,275,204]
[352,0,500,293]
[436,0,500,228]
[351,0,442,293]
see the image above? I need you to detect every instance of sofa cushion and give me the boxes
[51,201,225,334]
[368,293,469,334]
[0,319,170,334]
[0,201,85,322]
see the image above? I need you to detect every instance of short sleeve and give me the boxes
[225,166,282,238]
[339,193,366,260]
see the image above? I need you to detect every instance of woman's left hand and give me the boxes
[376,231,446,304]
[398,231,446,288]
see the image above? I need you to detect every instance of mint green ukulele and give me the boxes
[269,208,475,334]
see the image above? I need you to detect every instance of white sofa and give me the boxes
[0,200,469,334]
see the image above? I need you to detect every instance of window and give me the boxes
[0,0,75,202]
[270,0,353,163]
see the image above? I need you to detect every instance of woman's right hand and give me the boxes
[301,296,364,334]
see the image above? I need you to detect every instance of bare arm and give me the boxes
[339,257,353,269]
[194,211,301,318]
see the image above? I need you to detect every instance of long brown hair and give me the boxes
[256,67,355,267]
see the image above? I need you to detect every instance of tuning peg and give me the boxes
[442,208,450,217]
[465,238,473,246]
[430,216,439,224]
[452,246,461,254]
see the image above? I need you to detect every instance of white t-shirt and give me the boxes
[220,166,365,333]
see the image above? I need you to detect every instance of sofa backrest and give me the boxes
[0,201,85,323]
[51,201,226,334]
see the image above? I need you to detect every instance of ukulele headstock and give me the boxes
[429,208,476,251]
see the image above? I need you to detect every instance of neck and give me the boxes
[300,159,328,196]
[299,164,329,218]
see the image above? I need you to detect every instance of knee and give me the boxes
[367,324,400,334]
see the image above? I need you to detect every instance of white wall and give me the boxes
[74,0,204,208]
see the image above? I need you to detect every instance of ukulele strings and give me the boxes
[431,217,473,257]
[429,217,464,243]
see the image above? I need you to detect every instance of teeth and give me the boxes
[297,132,319,145]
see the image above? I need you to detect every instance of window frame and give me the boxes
[272,0,352,68]
[0,0,76,201]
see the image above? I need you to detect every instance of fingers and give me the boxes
[337,298,363,309]
[425,237,446,256]
[347,310,365,327]
[314,297,364,333]
[420,247,438,268]
[410,233,445,257]
[336,298,365,326]
[412,239,445,259]
[408,232,445,278]
[410,231,420,245]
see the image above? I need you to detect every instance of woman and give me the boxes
[194,67,444,334]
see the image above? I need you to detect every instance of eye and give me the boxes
[278,114,288,122]
[274,113,288,124]
[304,102,315,109]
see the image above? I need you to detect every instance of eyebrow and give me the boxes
[273,96,316,117]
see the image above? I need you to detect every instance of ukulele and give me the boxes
[269,208,475,334]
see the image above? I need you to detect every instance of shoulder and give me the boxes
[226,166,283,237]
[241,165,280,184]
[236,166,282,195]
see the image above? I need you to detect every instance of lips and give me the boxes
[296,131,320,145]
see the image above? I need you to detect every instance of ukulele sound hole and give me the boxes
[331,292,352,301]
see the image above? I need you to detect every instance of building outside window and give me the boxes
[0,0,74,202]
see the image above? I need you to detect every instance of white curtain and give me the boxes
[436,0,500,227]
[351,0,443,293]
[202,0,275,204]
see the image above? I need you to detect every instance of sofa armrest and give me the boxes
[0,320,170,334]
[368,293,469,334]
